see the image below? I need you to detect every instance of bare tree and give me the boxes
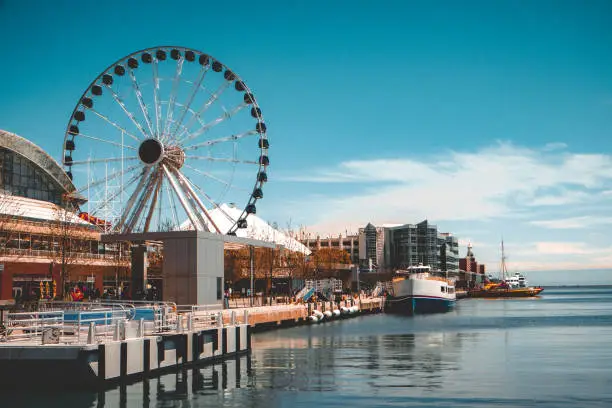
[48,202,93,298]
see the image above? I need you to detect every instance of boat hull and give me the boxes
[469,287,544,298]
[387,295,455,314]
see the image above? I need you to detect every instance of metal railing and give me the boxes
[1,310,64,342]
[0,246,130,261]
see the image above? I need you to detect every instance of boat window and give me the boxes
[441,286,446,293]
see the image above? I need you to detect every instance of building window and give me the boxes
[217,277,222,300]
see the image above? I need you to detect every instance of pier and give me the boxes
[0,296,384,388]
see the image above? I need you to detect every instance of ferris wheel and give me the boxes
[62,46,269,235]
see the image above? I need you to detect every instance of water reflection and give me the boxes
[95,355,252,407]
[250,326,469,393]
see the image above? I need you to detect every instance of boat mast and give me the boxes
[500,239,507,281]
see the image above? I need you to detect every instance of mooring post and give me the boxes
[138,318,145,337]
[87,322,95,345]
[113,320,120,341]
[217,311,223,328]
[177,315,183,333]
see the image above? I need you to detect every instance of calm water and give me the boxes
[5,287,612,407]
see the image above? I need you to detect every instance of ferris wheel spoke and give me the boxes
[74,163,141,195]
[170,102,208,136]
[69,156,139,166]
[88,109,142,143]
[182,163,247,192]
[183,130,258,152]
[116,167,152,232]
[162,165,205,231]
[152,59,163,139]
[104,86,151,140]
[180,103,249,145]
[175,81,231,142]
[186,156,259,165]
[128,69,156,139]
[76,133,138,150]
[174,169,221,233]
[161,59,185,142]
[168,66,209,141]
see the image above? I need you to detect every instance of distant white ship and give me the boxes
[506,272,529,288]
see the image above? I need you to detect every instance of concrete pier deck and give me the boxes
[0,296,384,388]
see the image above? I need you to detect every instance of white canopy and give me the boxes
[180,203,311,255]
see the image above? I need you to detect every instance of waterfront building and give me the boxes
[438,233,459,273]
[459,242,486,275]
[302,233,359,264]
[384,220,440,270]
[0,130,130,301]
[358,223,385,271]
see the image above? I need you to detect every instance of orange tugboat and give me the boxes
[469,241,543,298]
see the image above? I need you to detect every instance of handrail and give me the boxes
[1,310,64,342]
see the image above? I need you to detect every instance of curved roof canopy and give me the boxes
[0,129,75,194]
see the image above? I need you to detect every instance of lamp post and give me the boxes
[249,245,254,307]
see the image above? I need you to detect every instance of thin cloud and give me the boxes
[542,142,568,151]
[530,216,612,229]
[286,141,612,230]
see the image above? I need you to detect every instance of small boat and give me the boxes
[386,264,456,314]
[469,241,543,298]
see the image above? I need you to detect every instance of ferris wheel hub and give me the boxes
[138,138,164,165]
[164,145,186,169]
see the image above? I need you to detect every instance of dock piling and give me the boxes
[217,312,223,328]
[177,315,184,333]
[113,320,120,341]
[138,318,144,338]
[87,322,96,344]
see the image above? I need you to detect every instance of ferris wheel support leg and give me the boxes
[162,164,204,231]
[125,170,160,233]
[174,170,221,234]
[143,177,163,232]
[116,167,152,232]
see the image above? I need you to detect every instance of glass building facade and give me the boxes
[0,147,64,204]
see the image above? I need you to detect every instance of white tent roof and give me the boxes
[180,203,311,255]
[0,193,90,226]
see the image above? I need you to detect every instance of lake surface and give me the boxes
[5,287,612,407]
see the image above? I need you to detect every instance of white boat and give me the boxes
[387,264,456,314]
[505,272,528,288]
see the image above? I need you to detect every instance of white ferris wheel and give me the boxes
[62,46,269,235]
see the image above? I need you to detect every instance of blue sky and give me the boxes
[1,0,611,279]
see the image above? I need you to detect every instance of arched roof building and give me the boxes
[0,129,75,205]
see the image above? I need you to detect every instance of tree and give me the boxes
[310,248,351,274]
[49,201,94,298]
[281,223,310,294]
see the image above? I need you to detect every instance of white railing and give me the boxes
[1,310,64,342]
